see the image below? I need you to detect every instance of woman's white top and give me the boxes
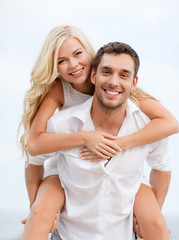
[61,78,91,110]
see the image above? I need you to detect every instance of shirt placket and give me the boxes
[97,167,111,239]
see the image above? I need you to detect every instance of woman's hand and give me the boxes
[80,131,122,160]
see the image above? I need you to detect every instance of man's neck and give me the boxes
[91,97,127,136]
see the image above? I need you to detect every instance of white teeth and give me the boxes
[106,90,119,95]
[71,69,82,75]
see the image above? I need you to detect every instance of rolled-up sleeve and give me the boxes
[146,138,172,171]
[29,153,57,165]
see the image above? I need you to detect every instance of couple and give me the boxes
[20,25,178,240]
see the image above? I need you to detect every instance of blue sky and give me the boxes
[0,0,179,220]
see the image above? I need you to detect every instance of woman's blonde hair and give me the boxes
[130,87,157,107]
[18,25,96,159]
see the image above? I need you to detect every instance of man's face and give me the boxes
[91,53,138,110]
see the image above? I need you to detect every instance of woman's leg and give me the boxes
[22,175,65,240]
[133,183,169,240]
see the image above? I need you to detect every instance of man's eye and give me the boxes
[103,71,110,74]
[58,59,65,64]
[121,74,128,78]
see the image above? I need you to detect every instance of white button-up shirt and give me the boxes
[29,97,171,240]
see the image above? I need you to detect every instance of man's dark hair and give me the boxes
[93,42,140,78]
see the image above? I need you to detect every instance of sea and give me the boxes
[0,211,178,239]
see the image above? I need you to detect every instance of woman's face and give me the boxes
[57,37,91,85]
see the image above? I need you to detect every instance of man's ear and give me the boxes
[132,76,138,91]
[90,68,96,85]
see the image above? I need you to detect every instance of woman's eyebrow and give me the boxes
[72,48,83,54]
[58,48,83,60]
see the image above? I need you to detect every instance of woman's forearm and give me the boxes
[115,118,179,150]
[28,131,86,156]
[116,97,179,150]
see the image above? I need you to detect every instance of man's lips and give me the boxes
[104,89,122,96]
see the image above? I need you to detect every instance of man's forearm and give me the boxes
[25,163,44,208]
[150,169,171,209]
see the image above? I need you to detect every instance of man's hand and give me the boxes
[50,210,61,233]
[21,218,26,225]
[133,215,143,239]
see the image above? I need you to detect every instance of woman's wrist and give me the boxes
[76,131,88,147]
[115,135,134,151]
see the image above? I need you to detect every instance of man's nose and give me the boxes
[108,74,119,86]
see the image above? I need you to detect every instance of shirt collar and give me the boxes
[71,97,140,129]
[125,99,140,118]
[71,97,94,130]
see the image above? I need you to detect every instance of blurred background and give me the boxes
[0,0,179,239]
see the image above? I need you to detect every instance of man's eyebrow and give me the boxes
[101,66,112,70]
[121,69,131,74]
[100,66,131,74]
[58,48,83,60]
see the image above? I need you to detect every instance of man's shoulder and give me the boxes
[127,100,150,124]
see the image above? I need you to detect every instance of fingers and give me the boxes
[21,218,26,224]
[101,137,122,152]
[80,150,108,160]
[133,215,142,239]
[80,149,104,161]
[96,141,121,154]
[80,142,121,156]
[100,142,122,155]
[80,144,121,160]
[102,132,117,140]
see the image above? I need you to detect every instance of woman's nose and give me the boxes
[68,58,78,69]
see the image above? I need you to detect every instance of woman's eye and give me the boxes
[75,51,82,56]
[58,59,65,64]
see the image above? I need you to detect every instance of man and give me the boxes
[29,42,171,239]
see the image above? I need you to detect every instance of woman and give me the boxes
[19,25,178,240]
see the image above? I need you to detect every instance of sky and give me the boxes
[0,0,179,223]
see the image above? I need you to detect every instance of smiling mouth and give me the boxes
[70,68,84,76]
[104,89,121,96]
